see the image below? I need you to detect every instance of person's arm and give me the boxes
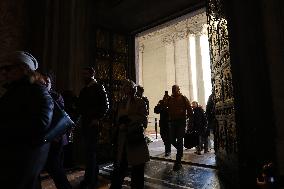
[184,96,193,118]
[184,96,193,129]
[30,85,54,145]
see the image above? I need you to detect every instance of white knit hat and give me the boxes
[0,51,38,71]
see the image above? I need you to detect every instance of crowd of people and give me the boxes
[0,51,216,189]
[154,85,215,170]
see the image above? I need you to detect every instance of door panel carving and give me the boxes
[207,0,239,184]
[92,28,128,162]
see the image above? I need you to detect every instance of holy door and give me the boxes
[207,0,239,185]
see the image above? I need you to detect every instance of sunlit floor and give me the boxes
[147,133,216,168]
[42,134,224,189]
[42,159,223,189]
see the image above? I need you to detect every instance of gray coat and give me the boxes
[115,96,150,166]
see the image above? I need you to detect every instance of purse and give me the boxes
[43,100,75,143]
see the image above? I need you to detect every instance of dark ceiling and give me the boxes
[92,0,206,34]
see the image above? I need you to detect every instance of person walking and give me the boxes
[136,85,149,130]
[206,93,216,151]
[168,85,193,171]
[154,91,171,157]
[192,101,208,155]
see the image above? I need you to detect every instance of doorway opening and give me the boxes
[135,8,215,167]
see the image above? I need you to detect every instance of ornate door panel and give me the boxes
[207,0,239,184]
[93,28,128,162]
[94,29,128,83]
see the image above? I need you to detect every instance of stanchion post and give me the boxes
[155,118,158,139]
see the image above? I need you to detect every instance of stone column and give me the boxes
[187,12,207,104]
[174,34,190,98]
[138,44,144,85]
[162,31,175,93]
[165,41,175,92]
[173,40,177,84]
[187,35,194,102]
[195,34,206,107]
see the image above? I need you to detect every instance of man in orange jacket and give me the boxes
[168,85,193,171]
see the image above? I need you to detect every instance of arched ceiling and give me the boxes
[92,0,206,34]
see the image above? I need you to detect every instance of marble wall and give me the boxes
[136,9,208,121]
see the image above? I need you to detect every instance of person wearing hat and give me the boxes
[110,79,150,189]
[0,51,54,189]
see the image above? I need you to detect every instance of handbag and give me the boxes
[43,100,75,143]
[184,130,199,149]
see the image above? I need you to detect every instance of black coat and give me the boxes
[206,94,216,130]
[192,107,208,136]
[154,100,169,125]
[0,76,54,189]
[78,80,109,128]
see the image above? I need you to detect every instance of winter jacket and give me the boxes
[192,106,208,136]
[78,80,109,129]
[0,76,54,188]
[114,96,150,166]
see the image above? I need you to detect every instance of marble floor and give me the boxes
[42,134,224,189]
[42,159,223,189]
[147,134,216,168]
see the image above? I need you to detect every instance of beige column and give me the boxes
[187,35,194,102]
[163,33,175,93]
[138,44,144,85]
[195,34,206,107]
[173,41,177,84]
[174,36,190,98]
[165,41,175,93]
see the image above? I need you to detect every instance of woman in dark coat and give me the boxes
[110,79,150,189]
[42,74,72,189]
[0,51,54,189]
[192,101,208,155]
